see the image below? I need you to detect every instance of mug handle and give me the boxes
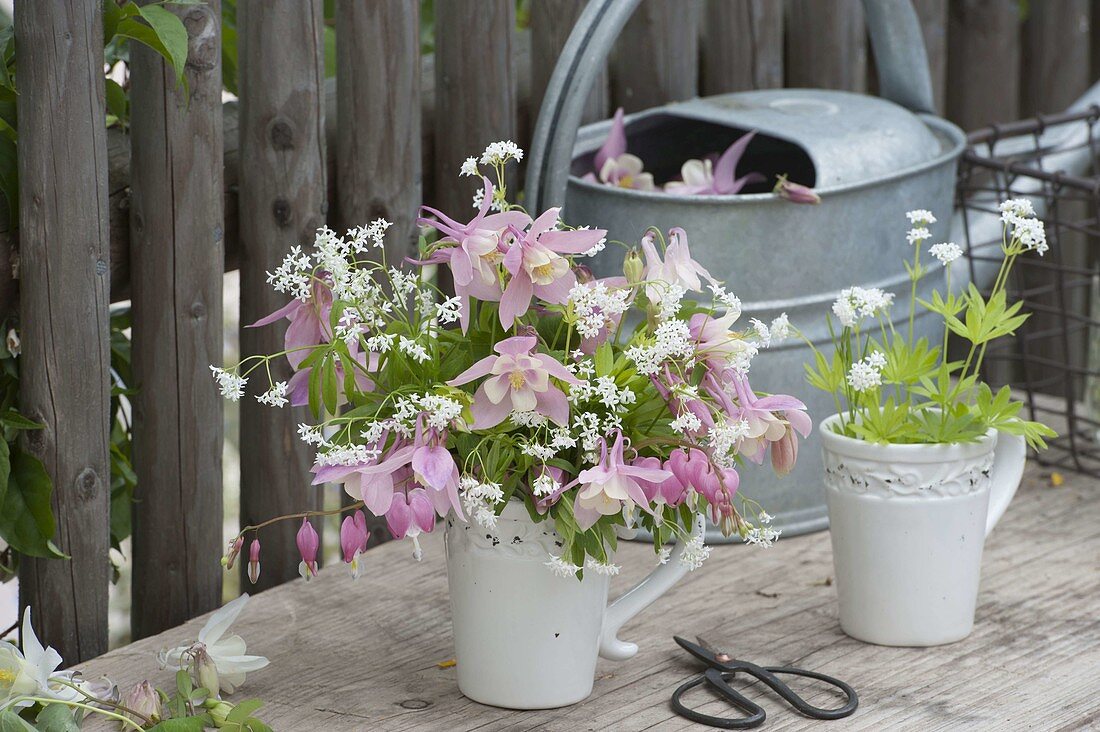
[599,514,706,661]
[985,430,1027,537]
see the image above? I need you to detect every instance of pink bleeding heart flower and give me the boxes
[573,431,672,530]
[667,448,740,527]
[498,208,607,327]
[447,335,581,429]
[773,174,821,205]
[249,276,334,369]
[632,456,688,508]
[247,539,261,585]
[296,519,320,580]
[641,228,716,302]
[415,178,532,332]
[340,510,370,579]
[665,131,765,196]
[386,488,436,560]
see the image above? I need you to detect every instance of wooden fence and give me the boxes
[10,0,1097,663]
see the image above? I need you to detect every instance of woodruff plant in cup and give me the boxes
[803,200,1055,448]
[804,199,1056,647]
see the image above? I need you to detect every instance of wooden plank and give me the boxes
[1021,0,1091,116]
[785,0,867,93]
[128,0,224,639]
[946,0,1021,131]
[77,463,1100,729]
[530,0,608,126]
[237,0,327,591]
[432,0,515,219]
[609,0,700,113]
[14,0,111,663]
[912,0,948,113]
[335,0,420,268]
[699,0,783,95]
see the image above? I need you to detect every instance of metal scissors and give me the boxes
[670,636,859,729]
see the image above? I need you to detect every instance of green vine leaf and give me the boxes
[0,445,66,559]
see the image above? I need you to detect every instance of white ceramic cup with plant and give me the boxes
[803,200,1057,646]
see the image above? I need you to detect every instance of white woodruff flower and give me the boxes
[568,281,630,339]
[906,209,936,225]
[906,227,931,245]
[257,381,289,408]
[460,156,478,177]
[1013,216,1048,255]
[847,356,883,392]
[670,411,702,435]
[297,423,324,446]
[769,313,792,342]
[479,140,524,165]
[999,197,1035,222]
[460,478,505,530]
[745,526,782,548]
[545,554,581,578]
[210,366,247,402]
[585,558,621,576]
[866,351,887,369]
[679,535,711,571]
[749,318,771,347]
[532,472,560,497]
[398,336,430,363]
[831,286,894,329]
[708,284,743,320]
[929,241,962,265]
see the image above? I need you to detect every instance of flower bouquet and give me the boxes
[803,201,1056,646]
[214,141,810,706]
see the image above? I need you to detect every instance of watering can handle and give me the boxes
[525,0,937,213]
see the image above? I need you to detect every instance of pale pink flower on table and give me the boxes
[641,228,716,302]
[416,178,532,331]
[296,519,320,580]
[664,132,765,196]
[249,276,334,369]
[447,335,581,429]
[498,208,607,327]
[573,431,672,530]
[584,107,656,191]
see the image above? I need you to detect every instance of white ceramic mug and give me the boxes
[444,503,705,709]
[819,413,1027,646]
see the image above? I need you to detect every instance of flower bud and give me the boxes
[5,328,19,357]
[574,263,595,284]
[192,646,220,697]
[773,174,821,205]
[296,519,320,580]
[122,680,162,724]
[247,539,261,585]
[206,700,233,727]
[224,537,244,571]
[623,249,645,285]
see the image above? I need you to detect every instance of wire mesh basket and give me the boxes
[957,105,1100,475]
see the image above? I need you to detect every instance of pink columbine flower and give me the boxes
[664,132,765,196]
[249,276,334,369]
[416,178,532,332]
[773,174,821,205]
[573,431,672,530]
[447,335,581,429]
[689,311,754,371]
[713,373,811,468]
[584,108,655,191]
[296,519,320,580]
[247,539,261,585]
[340,511,370,579]
[642,228,716,302]
[498,208,607,327]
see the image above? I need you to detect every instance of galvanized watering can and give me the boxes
[526,0,967,540]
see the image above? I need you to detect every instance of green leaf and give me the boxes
[0,711,38,732]
[322,357,338,415]
[226,700,264,723]
[115,16,186,88]
[594,342,613,377]
[0,443,67,558]
[35,704,80,732]
[105,78,129,127]
[136,5,189,82]
[149,718,209,732]
[1,409,44,431]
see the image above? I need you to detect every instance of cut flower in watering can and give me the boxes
[215,140,814,582]
[801,200,1056,449]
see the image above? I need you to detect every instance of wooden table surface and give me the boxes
[80,463,1100,730]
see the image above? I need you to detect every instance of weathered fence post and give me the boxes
[433,0,515,222]
[531,0,609,126]
[1020,0,1091,117]
[946,0,1020,130]
[700,0,783,95]
[785,0,867,93]
[609,0,700,113]
[129,0,224,638]
[912,0,948,113]
[238,0,327,591]
[15,0,111,662]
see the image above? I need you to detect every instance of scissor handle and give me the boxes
[670,668,766,730]
[753,665,859,720]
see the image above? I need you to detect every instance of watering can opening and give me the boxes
[569,113,817,192]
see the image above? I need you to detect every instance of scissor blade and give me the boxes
[673,635,723,667]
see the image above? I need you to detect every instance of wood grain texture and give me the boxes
[530,0,609,127]
[946,0,1020,131]
[128,0,224,640]
[78,464,1100,729]
[699,0,783,95]
[785,0,867,93]
[432,0,515,220]
[911,0,947,113]
[15,0,111,663]
[1020,0,1091,117]
[609,0,700,113]
[237,0,327,592]
[335,0,421,265]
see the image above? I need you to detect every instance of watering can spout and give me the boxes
[863,0,937,115]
